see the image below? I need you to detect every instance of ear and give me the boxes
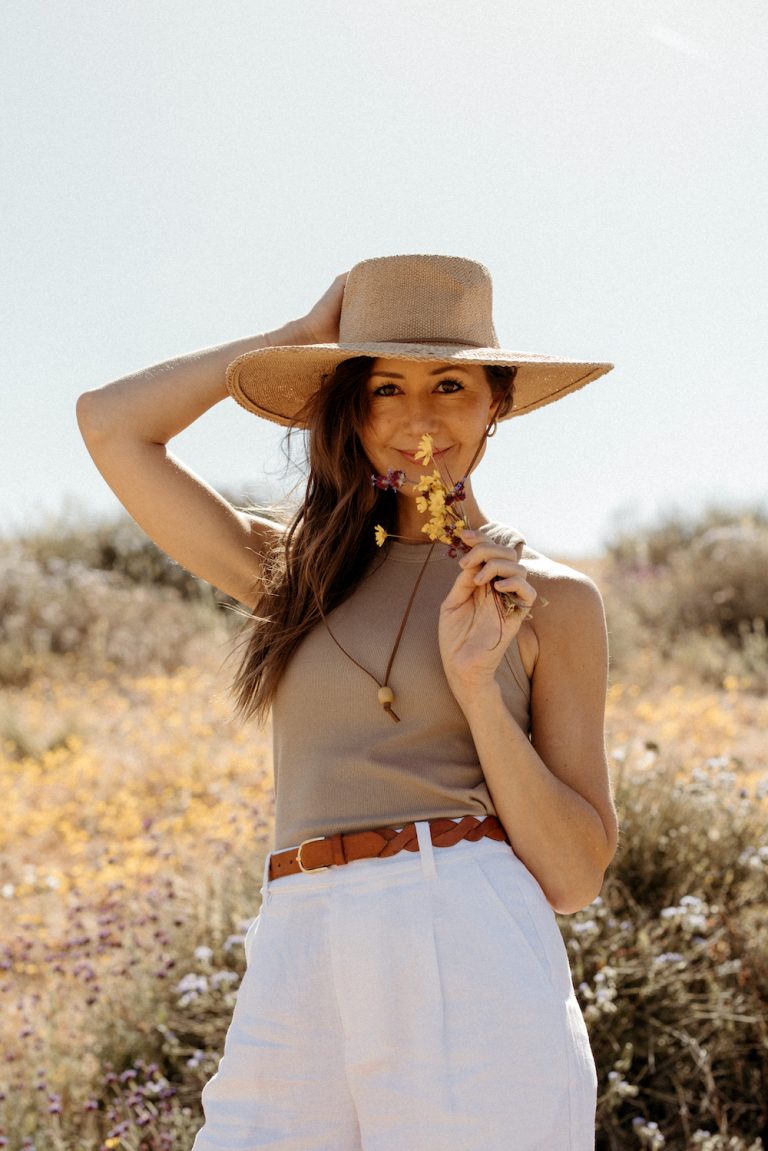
[486,395,505,436]
[491,393,512,421]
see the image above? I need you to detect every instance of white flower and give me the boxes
[705,756,729,770]
[210,970,239,987]
[607,1071,639,1098]
[176,973,209,1005]
[660,895,711,933]
[572,919,598,935]
[631,1117,666,1149]
[654,952,685,966]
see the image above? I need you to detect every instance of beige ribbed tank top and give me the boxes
[271,522,531,850]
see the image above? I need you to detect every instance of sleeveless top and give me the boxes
[270,522,531,850]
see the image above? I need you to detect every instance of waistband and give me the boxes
[266,814,508,885]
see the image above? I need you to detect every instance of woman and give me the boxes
[77,254,619,1150]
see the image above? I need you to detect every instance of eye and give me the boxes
[371,382,401,397]
[435,377,464,393]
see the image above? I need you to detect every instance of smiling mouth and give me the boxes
[397,446,452,461]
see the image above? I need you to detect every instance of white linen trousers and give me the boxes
[192,819,597,1151]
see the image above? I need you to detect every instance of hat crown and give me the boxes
[338,254,500,349]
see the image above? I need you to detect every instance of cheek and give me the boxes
[359,409,389,449]
[459,400,493,439]
[358,422,385,467]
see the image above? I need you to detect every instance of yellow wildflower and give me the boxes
[415,433,435,465]
[422,520,451,543]
[374,525,388,547]
[415,470,442,495]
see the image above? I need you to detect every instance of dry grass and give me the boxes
[2,650,766,1149]
[1,659,272,1149]
[1,509,767,1149]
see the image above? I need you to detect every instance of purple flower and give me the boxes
[371,469,406,491]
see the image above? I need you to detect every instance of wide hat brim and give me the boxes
[226,341,614,428]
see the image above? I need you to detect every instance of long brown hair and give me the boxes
[231,357,516,721]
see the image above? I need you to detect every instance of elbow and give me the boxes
[76,388,105,442]
[549,877,607,916]
[546,847,616,916]
[76,387,123,447]
[550,815,619,915]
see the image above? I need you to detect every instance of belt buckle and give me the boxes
[296,836,330,873]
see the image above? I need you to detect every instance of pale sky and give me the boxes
[2,0,767,557]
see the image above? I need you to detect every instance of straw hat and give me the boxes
[226,254,613,427]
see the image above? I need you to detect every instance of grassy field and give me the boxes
[2,511,767,1149]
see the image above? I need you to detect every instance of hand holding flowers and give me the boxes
[438,528,538,691]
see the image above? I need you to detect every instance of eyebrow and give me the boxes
[369,365,473,379]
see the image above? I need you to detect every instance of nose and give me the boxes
[399,393,441,437]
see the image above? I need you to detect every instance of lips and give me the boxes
[397,446,451,461]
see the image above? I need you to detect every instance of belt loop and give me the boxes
[260,848,274,907]
[415,820,437,880]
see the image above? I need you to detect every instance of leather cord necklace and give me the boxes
[314,421,495,722]
[316,541,437,723]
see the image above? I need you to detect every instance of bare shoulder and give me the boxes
[521,545,606,640]
[522,545,603,597]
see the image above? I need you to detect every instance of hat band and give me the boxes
[342,337,488,349]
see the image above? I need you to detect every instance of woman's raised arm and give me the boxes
[76,274,347,607]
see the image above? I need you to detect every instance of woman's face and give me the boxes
[359,358,497,482]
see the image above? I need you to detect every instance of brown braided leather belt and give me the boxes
[268,814,509,881]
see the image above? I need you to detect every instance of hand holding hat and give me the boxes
[289,271,349,347]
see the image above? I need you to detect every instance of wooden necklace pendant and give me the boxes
[377,685,399,722]
[318,541,436,727]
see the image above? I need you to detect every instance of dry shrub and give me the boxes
[0,523,237,686]
[603,508,768,691]
[564,750,768,1149]
[13,512,218,595]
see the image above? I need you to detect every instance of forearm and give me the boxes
[458,681,612,914]
[77,320,308,446]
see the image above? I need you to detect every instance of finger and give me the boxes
[491,576,537,606]
[458,547,524,573]
[457,528,524,557]
[491,574,535,593]
[470,560,528,586]
[460,552,525,580]
[441,563,489,610]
